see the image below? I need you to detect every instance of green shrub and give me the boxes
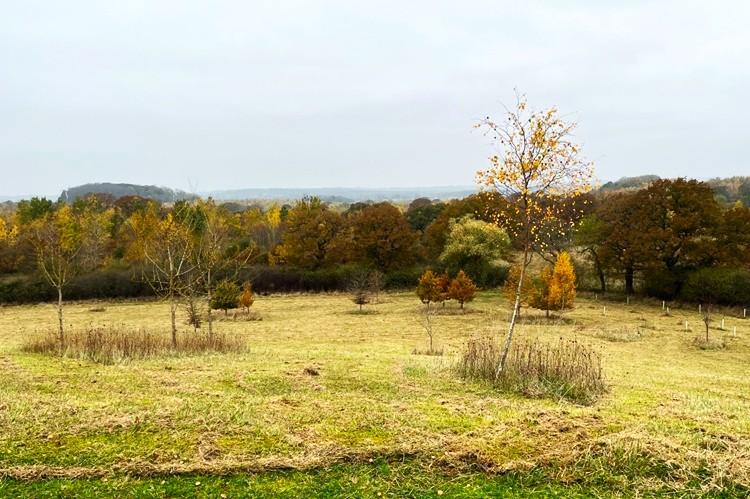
[210,280,241,314]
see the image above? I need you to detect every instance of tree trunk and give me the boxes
[597,264,606,293]
[170,299,177,348]
[624,266,635,295]
[496,243,530,379]
[588,248,606,293]
[57,286,64,345]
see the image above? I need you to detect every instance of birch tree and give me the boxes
[475,93,594,376]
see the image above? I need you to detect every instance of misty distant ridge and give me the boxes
[47,183,477,204]
[202,186,477,202]
[3,176,750,205]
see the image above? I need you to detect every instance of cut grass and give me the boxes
[0,292,749,495]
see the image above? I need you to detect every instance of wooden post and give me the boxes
[699,304,702,314]
[733,326,737,337]
[666,306,670,315]
[603,306,606,316]
[744,308,747,318]
[626,295,630,305]
[662,301,665,310]
[721,318,725,330]
[685,321,688,332]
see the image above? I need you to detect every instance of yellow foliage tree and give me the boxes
[549,251,576,312]
[476,93,593,374]
[239,281,254,313]
[528,265,554,317]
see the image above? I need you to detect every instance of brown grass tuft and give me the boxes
[456,336,606,404]
[21,327,245,364]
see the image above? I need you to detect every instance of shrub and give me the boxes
[456,336,606,404]
[22,327,244,364]
[210,279,240,315]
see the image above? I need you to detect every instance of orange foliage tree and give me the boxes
[448,270,477,310]
[416,270,442,309]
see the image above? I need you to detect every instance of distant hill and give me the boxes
[60,183,198,203]
[597,175,750,206]
[599,175,661,192]
[202,186,476,203]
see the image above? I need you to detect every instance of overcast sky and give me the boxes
[1,1,748,197]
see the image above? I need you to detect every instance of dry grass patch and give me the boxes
[456,336,606,404]
[691,336,726,350]
[21,326,245,364]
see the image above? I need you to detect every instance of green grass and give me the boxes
[0,291,749,496]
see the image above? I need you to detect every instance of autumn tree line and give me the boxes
[0,175,749,313]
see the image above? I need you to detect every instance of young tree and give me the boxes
[128,207,197,346]
[528,265,554,317]
[435,272,451,307]
[239,281,255,314]
[549,251,576,312]
[476,93,594,375]
[416,270,442,309]
[210,279,240,316]
[349,270,372,312]
[29,205,112,343]
[448,270,477,310]
[192,200,245,336]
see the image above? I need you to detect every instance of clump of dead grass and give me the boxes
[456,336,606,404]
[691,336,726,350]
[21,326,245,364]
[214,310,263,322]
[412,347,444,356]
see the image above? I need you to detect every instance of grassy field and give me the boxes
[0,291,749,497]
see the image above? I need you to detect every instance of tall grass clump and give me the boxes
[22,326,245,364]
[456,336,606,404]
